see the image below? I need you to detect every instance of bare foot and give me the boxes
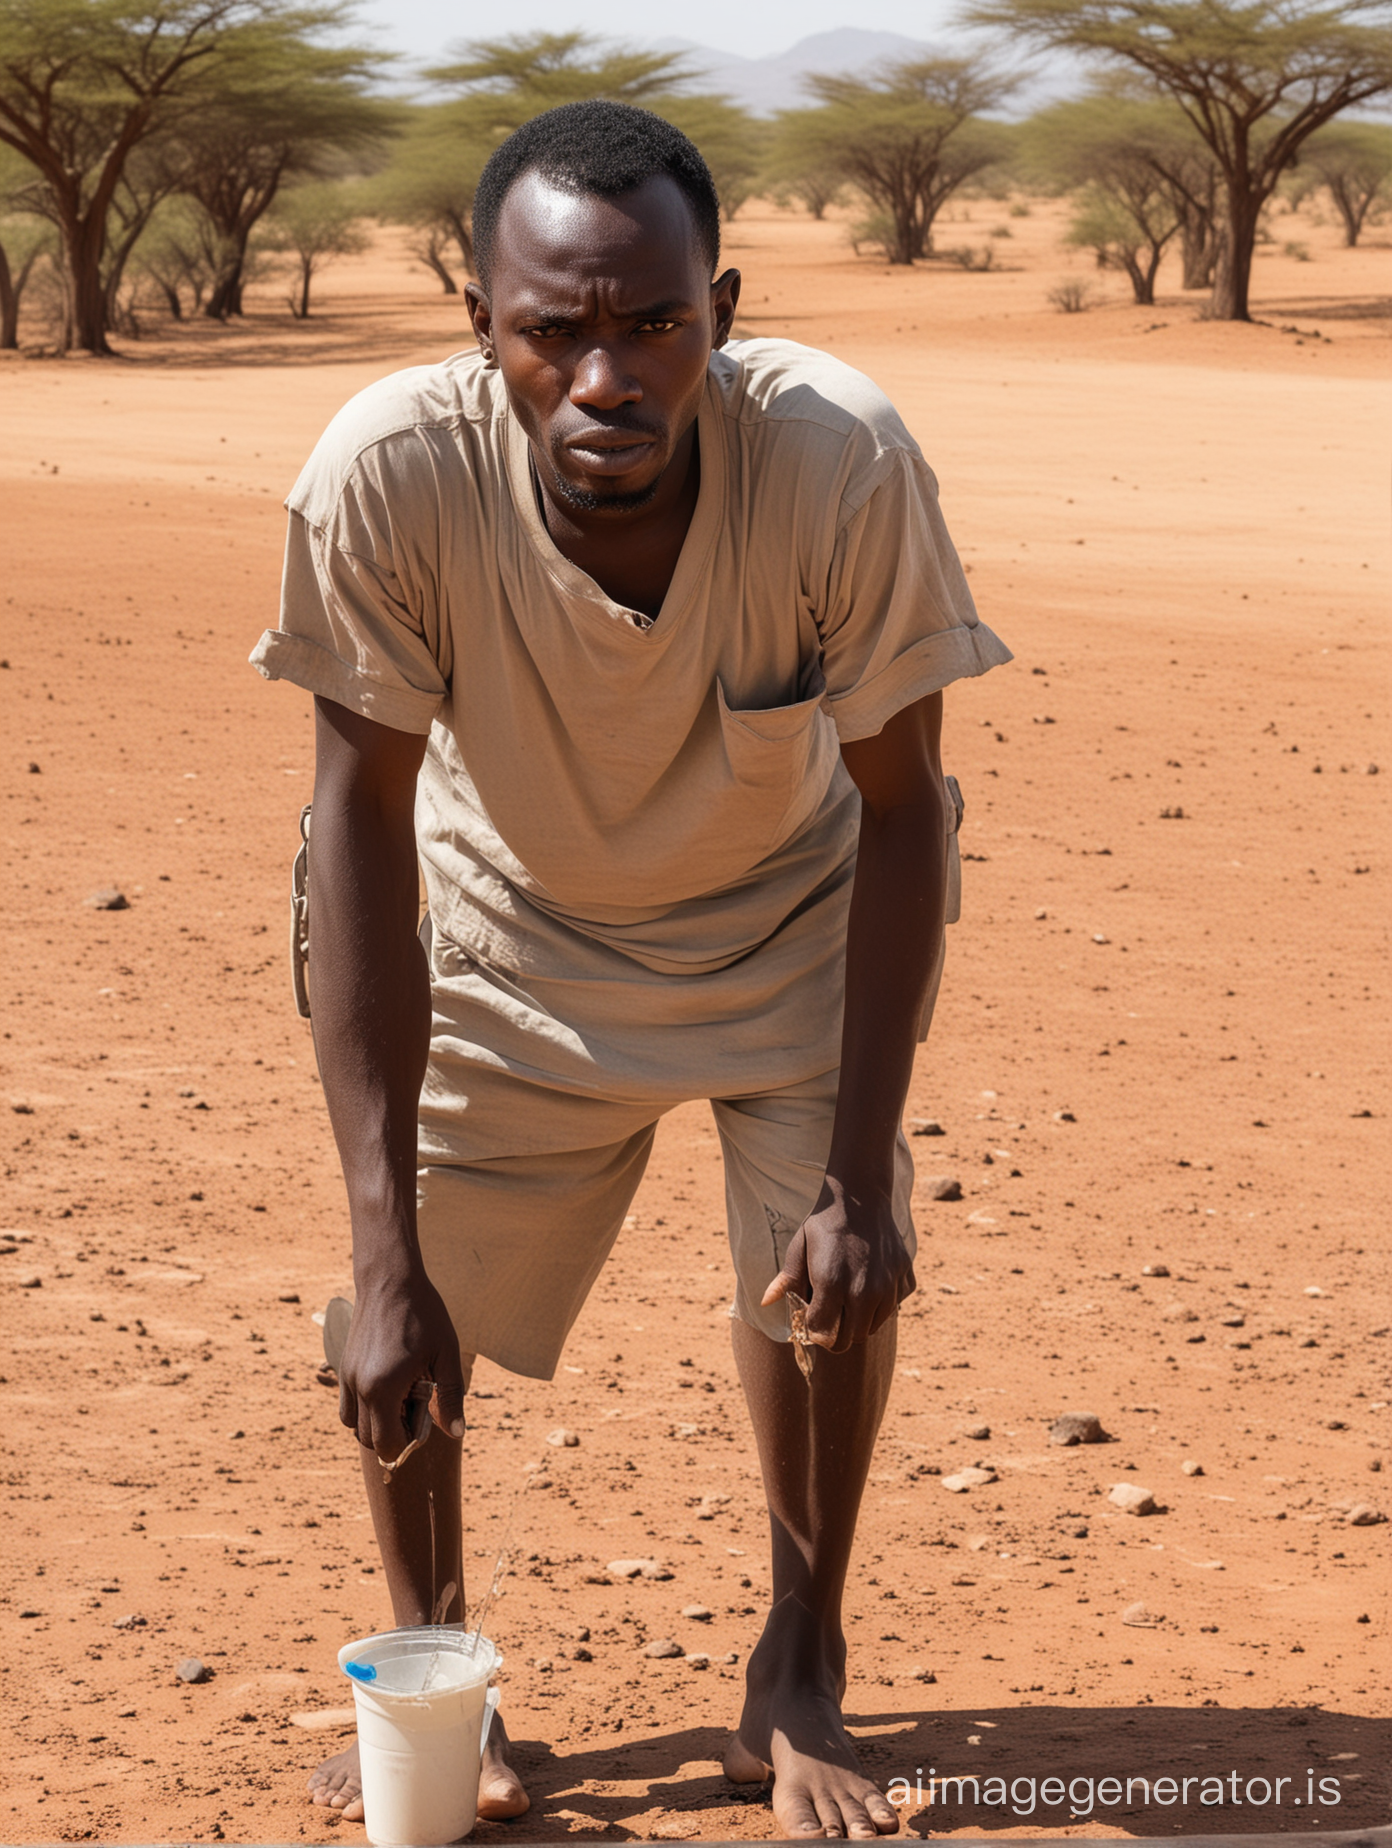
[307,1715,529,1823]
[723,1595,899,1839]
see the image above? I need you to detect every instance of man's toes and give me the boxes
[865,1791,901,1835]
[814,1794,848,1837]
[779,1794,834,1837]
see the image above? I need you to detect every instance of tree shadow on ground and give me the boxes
[481,1705,1390,1840]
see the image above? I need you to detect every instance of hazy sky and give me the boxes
[351,0,968,67]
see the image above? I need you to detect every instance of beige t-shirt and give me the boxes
[251,337,1010,978]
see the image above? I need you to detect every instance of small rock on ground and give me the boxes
[112,1613,147,1630]
[681,1604,713,1621]
[910,1119,946,1137]
[176,1657,211,1684]
[608,1558,673,1580]
[645,1637,684,1659]
[1182,1459,1205,1476]
[963,1422,991,1440]
[546,1427,580,1447]
[1050,1411,1110,1446]
[1122,1601,1162,1627]
[1141,1262,1170,1277]
[924,1176,962,1201]
[1347,1505,1386,1526]
[942,1465,997,1493]
[1109,1483,1159,1516]
[86,888,130,911]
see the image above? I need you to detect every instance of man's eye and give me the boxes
[637,320,679,334]
[522,324,570,339]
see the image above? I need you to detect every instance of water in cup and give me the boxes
[339,1626,501,1846]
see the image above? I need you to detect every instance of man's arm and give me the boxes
[763,690,948,1349]
[309,695,467,1457]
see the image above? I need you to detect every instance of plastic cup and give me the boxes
[338,1626,501,1847]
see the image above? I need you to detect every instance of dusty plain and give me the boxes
[1,197,1389,1843]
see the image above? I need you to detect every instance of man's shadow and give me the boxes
[483,1704,1390,1839]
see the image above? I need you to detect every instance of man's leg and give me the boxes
[308,1125,659,1821]
[724,1318,901,1838]
[307,1384,529,1822]
[713,1079,915,1838]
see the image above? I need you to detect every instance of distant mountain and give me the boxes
[652,29,942,115]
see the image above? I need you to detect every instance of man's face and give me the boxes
[467,171,739,515]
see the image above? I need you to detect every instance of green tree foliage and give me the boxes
[258,175,367,317]
[959,0,1392,319]
[1300,115,1392,241]
[1066,182,1179,299]
[774,58,1017,265]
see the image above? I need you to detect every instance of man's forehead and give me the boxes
[490,171,706,304]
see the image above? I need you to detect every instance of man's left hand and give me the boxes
[762,1175,916,1352]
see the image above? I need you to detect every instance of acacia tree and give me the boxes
[777,58,1016,265]
[0,0,277,352]
[258,176,366,317]
[367,103,490,284]
[173,20,393,319]
[1300,116,1392,241]
[961,0,1392,320]
[1026,90,1216,297]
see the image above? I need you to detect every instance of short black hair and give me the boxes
[472,99,721,292]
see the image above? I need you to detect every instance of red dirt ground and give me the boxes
[2,199,1389,1843]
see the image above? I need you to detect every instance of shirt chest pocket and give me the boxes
[715,679,844,861]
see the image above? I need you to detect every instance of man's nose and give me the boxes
[569,341,641,410]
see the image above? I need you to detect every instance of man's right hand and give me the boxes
[338,1264,467,1460]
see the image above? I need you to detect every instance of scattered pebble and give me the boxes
[1092,932,1109,944]
[546,1427,580,1447]
[968,1535,992,1551]
[1034,907,1047,920]
[1304,1285,1326,1298]
[644,1637,684,1659]
[963,1422,991,1440]
[942,1465,997,1493]
[86,888,130,911]
[1109,1484,1159,1516]
[1347,1505,1386,1527]
[1049,1411,1110,1447]
[1164,1302,1199,1323]
[686,1652,710,1669]
[924,1176,962,1202]
[1141,1262,1170,1278]
[1121,1601,1162,1627]
[1182,1460,1205,1477]
[112,1613,147,1629]
[176,1657,211,1684]
[681,1604,713,1622]
[908,1665,937,1683]
[607,1558,673,1580]
[910,1119,945,1137]
[278,1291,300,1304]
[289,1708,356,1731]
[1053,1109,1077,1123]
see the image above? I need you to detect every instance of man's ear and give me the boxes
[710,267,741,350]
[465,281,494,362]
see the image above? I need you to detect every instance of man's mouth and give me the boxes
[563,429,661,474]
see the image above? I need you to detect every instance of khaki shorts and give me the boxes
[415,922,919,1383]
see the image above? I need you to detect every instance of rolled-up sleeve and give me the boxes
[818,451,1011,742]
[250,510,446,734]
